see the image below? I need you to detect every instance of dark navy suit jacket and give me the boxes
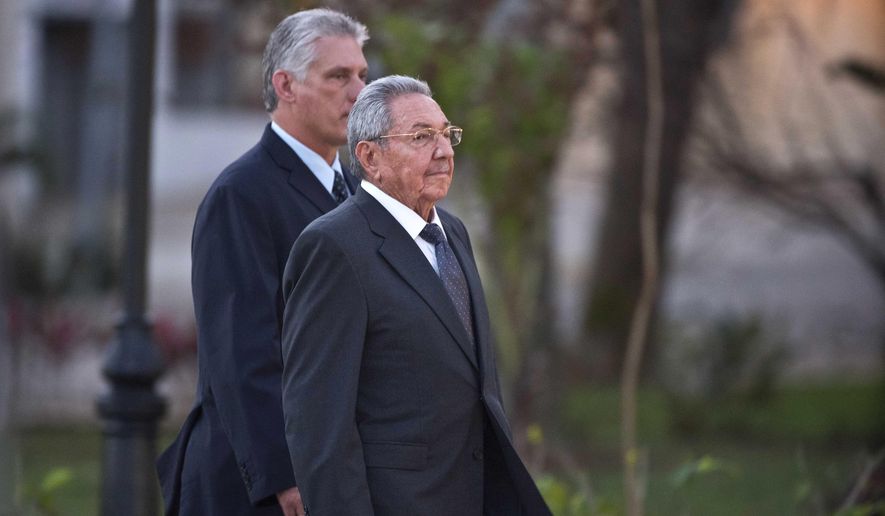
[156,124,357,515]
[280,189,551,516]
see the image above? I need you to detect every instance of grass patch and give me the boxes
[14,426,100,515]
[549,379,884,514]
[561,379,885,448]
[11,426,177,515]
[9,379,884,515]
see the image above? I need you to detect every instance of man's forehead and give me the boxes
[310,36,367,68]
[389,94,447,128]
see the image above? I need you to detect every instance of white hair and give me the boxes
[347,75,433,179]
[261,8,369,112]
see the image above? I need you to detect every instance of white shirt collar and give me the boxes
[360,180,445,241]
[270,121,343,195]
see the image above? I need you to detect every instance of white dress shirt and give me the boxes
[360,180,447,274]
[270,121,347,199]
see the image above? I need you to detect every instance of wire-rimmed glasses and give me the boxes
[375,126,463,147]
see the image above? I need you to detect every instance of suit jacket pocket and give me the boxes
[362,441,428,471]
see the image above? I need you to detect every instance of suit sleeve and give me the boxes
[191,184,295,504]
[281,227,374,516]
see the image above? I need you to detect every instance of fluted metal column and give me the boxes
[96,0,166,514]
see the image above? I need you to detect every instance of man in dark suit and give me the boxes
[280,75,551,516]
[156,9,369,515]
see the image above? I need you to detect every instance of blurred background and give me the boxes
[0,0,883,514]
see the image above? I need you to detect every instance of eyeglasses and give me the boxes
[375,126,463,147]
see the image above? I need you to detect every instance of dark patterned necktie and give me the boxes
[332,170,348,204]
[420,224,475,344]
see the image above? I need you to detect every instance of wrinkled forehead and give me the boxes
[388,94,449,131]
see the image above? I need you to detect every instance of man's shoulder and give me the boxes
[213,142,274,188]
[286,203,368,276]
[200,138,288,207]
[304,200,364,238]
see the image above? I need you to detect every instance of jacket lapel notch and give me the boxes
[260,124,338,213]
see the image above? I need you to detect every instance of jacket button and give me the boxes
[472,448,483,460]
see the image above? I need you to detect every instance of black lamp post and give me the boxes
[96,0,166,514]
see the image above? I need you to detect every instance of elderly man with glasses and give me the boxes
[279,75,551,516]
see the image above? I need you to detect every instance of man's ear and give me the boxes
[272,70,298,105]
[355,141,381,180]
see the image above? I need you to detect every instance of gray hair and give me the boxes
[347,75,433,179]
[261,8,369,112]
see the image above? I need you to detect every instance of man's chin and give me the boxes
[423,186,451,204]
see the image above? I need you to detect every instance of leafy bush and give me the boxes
[657,314,790,437]
[537,474,601,516]
[18,467,73,516]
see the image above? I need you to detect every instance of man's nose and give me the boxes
[433,135,455,159]
[348,77,365,102]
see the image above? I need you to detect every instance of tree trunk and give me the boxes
[581,0,740,382]
[0,208,15,512]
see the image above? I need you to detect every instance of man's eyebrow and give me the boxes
[323,66,353,76]
[408,120,452,130]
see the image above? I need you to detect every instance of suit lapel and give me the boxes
[259,124,339,214]
[355,191,479,371]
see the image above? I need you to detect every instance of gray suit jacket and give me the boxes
[280,188,550,516]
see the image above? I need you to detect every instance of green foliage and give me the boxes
[557,379,884,514]
[537,475,601,516]
[660,315,789,401]
[17,427,100,515]
[658,315,792,437]
[584,284,634,331]
[374,12,577,211]
[13,402,883,516]
[372,12,583,389]
[561,385,670,447]
[19,467,74,516]
[563,380,885,449]
[835,502,885,516]
[670,454,739,489]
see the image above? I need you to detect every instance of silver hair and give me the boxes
[261,8,369,112]
[347,75,433,180]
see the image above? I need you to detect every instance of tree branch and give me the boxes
[621,0,664,514]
